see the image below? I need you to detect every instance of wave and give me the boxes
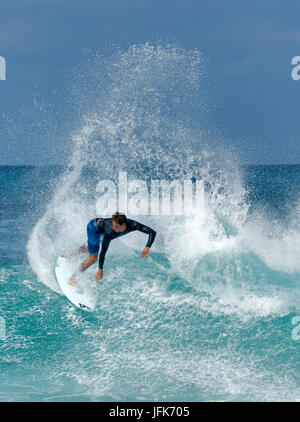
[27,43,300,320]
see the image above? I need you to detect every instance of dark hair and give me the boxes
[112,211,127,225]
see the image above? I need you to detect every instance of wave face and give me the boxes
[0,44,300,401]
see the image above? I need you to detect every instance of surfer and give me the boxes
[68,212,156,285]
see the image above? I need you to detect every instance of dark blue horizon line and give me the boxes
[0,164,300,168]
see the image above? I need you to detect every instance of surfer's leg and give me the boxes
[76,245,88,253]
[68,246,99,286]
[64,244,87,259]
[67,254,98,286]
[80,254,98,271]
[68,276,79,287]
[67,219,100,287]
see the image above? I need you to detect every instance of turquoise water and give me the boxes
[0,165,299,401]
[1,45,300,401]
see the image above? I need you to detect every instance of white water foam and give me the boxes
[26,43,299,322]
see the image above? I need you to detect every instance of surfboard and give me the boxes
[54,256,96,312]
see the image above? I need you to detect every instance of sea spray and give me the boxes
[27,43,248,294]
[0,46,298,401]
[26,43,300,320]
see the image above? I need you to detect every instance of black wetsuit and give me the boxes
[87,218,156,269]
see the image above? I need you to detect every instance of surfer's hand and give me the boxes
[95,269,103,283]
[141,247,150,259]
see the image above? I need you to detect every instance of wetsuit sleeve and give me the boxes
[98,235,111,269]
[133,222,156,248]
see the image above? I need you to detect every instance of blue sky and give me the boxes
[0,0,300,164]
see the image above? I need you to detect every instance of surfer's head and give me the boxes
[112,212,127,232]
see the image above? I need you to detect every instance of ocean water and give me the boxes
[1,44,300,402]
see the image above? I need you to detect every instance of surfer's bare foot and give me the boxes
[63,251,72,260]
[68,276,78,287]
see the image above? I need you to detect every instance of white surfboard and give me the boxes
[54,256,96,312]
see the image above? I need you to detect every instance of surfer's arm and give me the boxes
[131,221,156,259]
[134,222,156,248]
[95,268,103,283]
[98,235,111,269]
[95,235,110,282]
